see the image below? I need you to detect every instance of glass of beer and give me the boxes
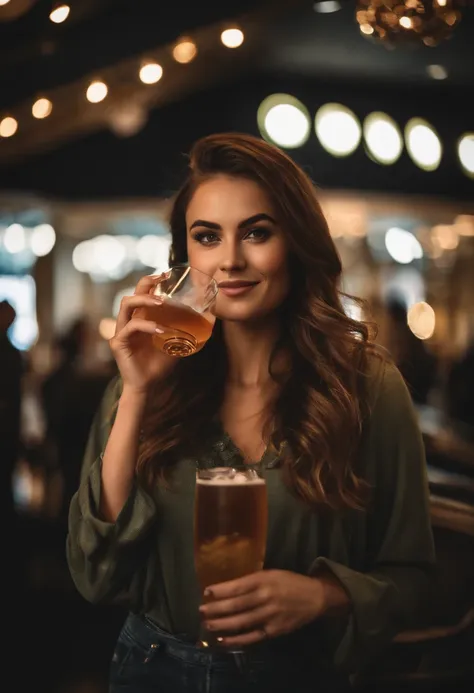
[194,465,268,650]
[149,265,218,357]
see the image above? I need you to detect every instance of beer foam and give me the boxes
[196,473,265,486]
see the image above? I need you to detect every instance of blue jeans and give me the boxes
[109,612,351,693]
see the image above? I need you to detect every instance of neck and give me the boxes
[222,317,285,387]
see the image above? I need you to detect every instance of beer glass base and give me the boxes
[162,336,196,357]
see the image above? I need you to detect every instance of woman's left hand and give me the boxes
[199,569,347,649]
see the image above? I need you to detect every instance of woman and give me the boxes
[66,133,435,693]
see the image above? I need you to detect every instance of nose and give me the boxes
[219,238,246,274]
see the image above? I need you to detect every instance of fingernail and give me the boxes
[204,588,213,598]
[155,327,164,334]
[217,637,224,644]
[153,296,163,303]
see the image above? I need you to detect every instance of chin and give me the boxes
[215,302,277,324]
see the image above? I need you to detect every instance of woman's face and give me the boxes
[185,175,290,323]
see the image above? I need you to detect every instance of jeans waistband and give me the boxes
[123,612,340,673]
[123,613,274,668]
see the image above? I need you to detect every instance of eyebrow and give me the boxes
[189,213,277,231]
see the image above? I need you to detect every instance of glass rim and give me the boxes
[196,464,265,480]
[163,263,219,302]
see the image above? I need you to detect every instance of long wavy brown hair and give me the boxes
[137,132,379,510]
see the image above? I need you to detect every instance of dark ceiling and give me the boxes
[262,0,474,88]
[0,0,473,200]
[0,0,261,109]
[1,0,473,103]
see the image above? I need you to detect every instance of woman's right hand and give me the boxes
[109,274,177,394]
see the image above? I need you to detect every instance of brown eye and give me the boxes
[244,227,271,242]
[192,232,220,245]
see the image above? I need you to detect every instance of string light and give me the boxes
[139,61,163,85]
[32,98,53,119]
[0,116,18,137]
[49,4,70,24]
[220,28,244,48]
[86,80,108,103]
[0,22,241,135]
[172,38,197,64]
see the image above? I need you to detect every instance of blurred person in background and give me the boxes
[384,298,438,407]
[66,133,435,693]
[0,300,24,585]
[42,317,114,519]
[445,341,474,441]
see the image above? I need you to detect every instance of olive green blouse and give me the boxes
[66,357,436,674]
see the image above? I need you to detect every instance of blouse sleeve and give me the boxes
[66,376,158,605]
[310,360,436,672]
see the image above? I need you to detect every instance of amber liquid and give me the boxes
[142,298,213,357]
[194,478,267,648]
[194,480,268,592]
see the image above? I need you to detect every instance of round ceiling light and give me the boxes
[405,117,442,171]
[257,93,311,149]
[457,132,474,178]
[363,111,403,165]
[315,103,361,157]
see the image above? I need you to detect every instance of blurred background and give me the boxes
[1,1,473,691]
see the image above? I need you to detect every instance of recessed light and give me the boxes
[427,64,448,80]
[313,1,342,13]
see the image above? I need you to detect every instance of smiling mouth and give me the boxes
[217,280,260,296]
[217,280,259,289]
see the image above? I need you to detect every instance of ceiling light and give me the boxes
[457,133,474,178]
[0,116,18,137]
[427,64,448,80]
[86,80,108,103]
[405,117,442,171]
[257,94,311,149]
[363,111,403,165]
[315,103,361,157]
[139,62,163,85]
[314,1,342,12]
[32,98,53,119]
[49,4,70,24]
[220,28,244,48]
[173,39,197,64]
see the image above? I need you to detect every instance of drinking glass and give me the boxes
[149,265,218,357]
[194,464,268,651]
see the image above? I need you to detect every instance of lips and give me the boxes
[217,280,260,297]
[218,281,259,289]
